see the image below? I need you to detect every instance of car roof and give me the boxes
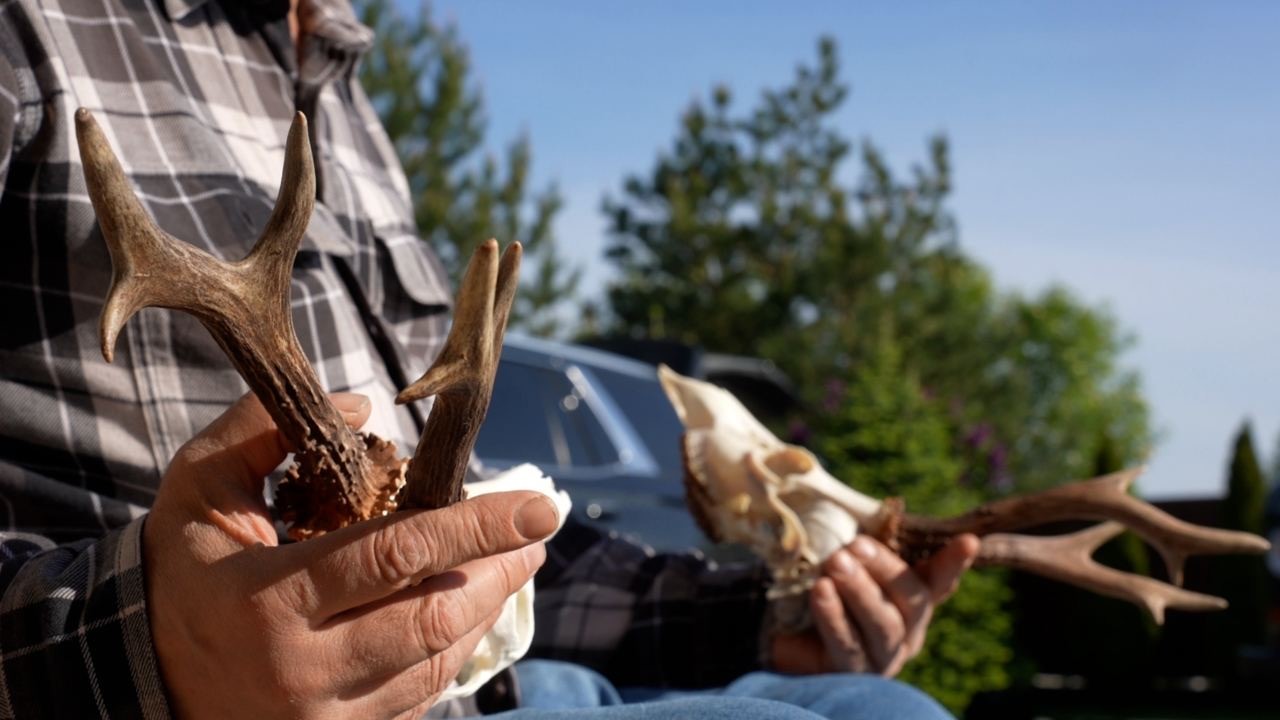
[502,332,661,380]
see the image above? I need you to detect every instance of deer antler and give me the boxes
[396,239,521,510]
[889,469,1267,585]
[77,109,405,538]
[78,108,523,535]
[882,469,1269,623]
[658,366,1270,625]
[979,523,1227,624]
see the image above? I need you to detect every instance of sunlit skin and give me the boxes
[143,393,557,719]
[276,0,975,690]
[772,534,979,676]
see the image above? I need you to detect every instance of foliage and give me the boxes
[817,339,1013,712]
[601,36,1154,711]
[1213,423,1270,670]
[356,0,579,336]
[1009,433,1158,683]
[601,38,1150,493]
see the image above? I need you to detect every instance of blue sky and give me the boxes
[422,1,1280,498]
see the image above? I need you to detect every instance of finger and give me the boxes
[358,602,504,717]
[169,393,286,490]
[850,536,932,637]
[285,490,559,619]
[916,533,980,603]
[328,543,544,679]
[825,548,905,674]
[810,577,868,673]
[769,631,830,675]
[331,391,374,430]
[170,391,372,487]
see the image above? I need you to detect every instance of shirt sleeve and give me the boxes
[0,461,172,719]
[529,517,772,689]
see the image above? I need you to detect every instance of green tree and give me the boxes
[601,38,1150,492]
[818,339,1012,712]
[1268,430,1280,487]
[1009,433,1157,684]
[357,0,579,336]
[1214,422,1269,671]
[602,37,1154,711]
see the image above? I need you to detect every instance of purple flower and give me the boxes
[788,420,812,446]
[964,423,994,449]
[822,378,847,413]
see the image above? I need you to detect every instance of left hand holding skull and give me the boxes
[771,533,980,677]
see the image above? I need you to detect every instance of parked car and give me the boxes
[475,334,705,552]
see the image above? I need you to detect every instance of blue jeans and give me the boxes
[489,660,954,720]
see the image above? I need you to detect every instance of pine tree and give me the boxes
[1010,433,1157,684]
[818,338,1012,713]
[601,38,1150,494]
[356,0,580,336]
[1215,422,1269,668]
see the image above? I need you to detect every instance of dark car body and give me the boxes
[475,334,705,552]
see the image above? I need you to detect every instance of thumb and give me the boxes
[918,533,980,603]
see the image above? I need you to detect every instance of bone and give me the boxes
[657,365,1270,625]
[77,108,405,539]
[396,239,521,510]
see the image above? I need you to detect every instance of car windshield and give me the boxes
[476,359,622,469]
[588,366,684,483]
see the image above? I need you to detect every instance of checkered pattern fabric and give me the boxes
[0,1,770,716]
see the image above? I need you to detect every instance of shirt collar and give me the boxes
[160,1,373,56]
[299,0,374,58]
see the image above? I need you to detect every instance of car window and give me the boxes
[560,367,621,466]
[591,367,684,481]
[477,361,621,469]
[476,362,561,466]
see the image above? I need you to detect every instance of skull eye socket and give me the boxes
[763,446,816,477]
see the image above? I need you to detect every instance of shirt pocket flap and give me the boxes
[233,194,355,257]
[376,230,453,308]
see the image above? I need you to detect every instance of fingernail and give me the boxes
[331,392,371,416]
[852,536,878,560]
[515,495,558,539]
[828,550,856,575]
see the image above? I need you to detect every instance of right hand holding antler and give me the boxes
[142,393,558,719]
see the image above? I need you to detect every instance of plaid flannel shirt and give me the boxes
[0,0,769,716]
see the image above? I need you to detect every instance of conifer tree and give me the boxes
[356,0,580,336]
[1010,433,1156,683]
[601,38,1149,494]
[1215,422,1269,666]
[818,338,1011,712]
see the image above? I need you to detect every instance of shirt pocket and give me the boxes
[372,228,452,379]
[333,220,453,385]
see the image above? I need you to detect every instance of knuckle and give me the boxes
[493,554,523,596]
[417,592,469,657]
[908,636,925,658]
[835,639,865,672]
[370,520,429,588]
[512,543,545,586]
[168,438,208,476]
[902,586,931,615]
[449,500,511,560]
[884,611,906,644]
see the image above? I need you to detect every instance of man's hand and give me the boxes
[143,393,558,719]
[771,534,979,677]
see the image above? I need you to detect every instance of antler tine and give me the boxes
[978,522,1229,625]
[397,240,522,510]
[897,468,1269,586]
[77,108,403,538]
